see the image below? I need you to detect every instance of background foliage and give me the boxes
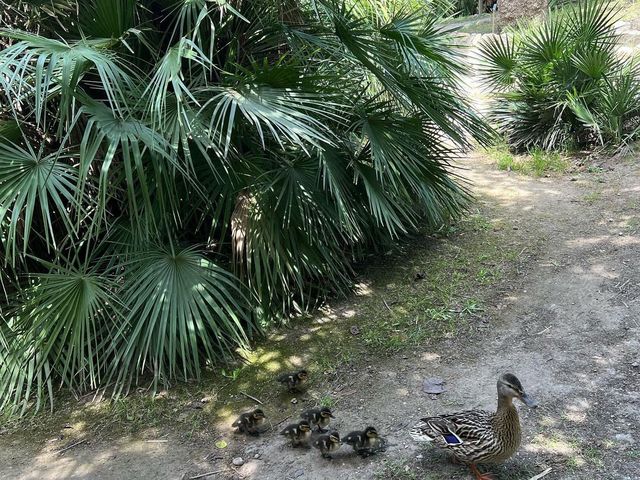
[479,0,640,151]
[0,0,487,414]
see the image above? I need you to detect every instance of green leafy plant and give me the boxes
[479,0,640,151]
[0,0,489,414]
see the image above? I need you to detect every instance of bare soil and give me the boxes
[2,151,639,480]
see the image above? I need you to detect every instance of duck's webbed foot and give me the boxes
[469,464,494,480]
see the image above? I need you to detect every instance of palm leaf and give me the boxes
[0,259,121,414]
[110,244,250,393]
[478,34,519,89]
[0,137,80,265]
[0,30,134,130]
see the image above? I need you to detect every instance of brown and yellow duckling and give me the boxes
[280,419,312,447]
[276,369,308,393]
[343,426,386,457]
[231,408,266,435]
[313,430,341,459]
[301,406,334,433]
[409,373,537,480]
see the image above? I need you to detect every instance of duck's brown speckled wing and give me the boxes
[410,409,500,463]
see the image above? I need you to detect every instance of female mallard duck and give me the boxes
[409,373,537,480]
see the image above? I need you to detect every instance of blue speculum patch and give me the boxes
[443,433,463,445]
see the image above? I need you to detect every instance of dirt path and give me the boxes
[2,153,639,480]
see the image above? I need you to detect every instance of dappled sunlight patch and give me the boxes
[565,235,612,248]
[255,351,281,364]
[538,415,558,428]
[395,387,410,397]
[341,308,357,318]
[285,354,304,366]
[420,352,441,362]
[315,312,338,324]
[611,236,640,247]
[239,460,259,476]
[355,282,373,296]
[214,404,234,420]
[566,234,640,250]
[592,354,614,366]
[262,360,282,372]
[527,433,578,456]
[562,399,590,424]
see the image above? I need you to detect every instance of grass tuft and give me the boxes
[487,142,571,176]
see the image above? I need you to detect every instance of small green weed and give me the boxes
[460,298,484,315]
[625,217,639,234]
[319,395,335,408]
[582,191,602,204]
[221,367,243,380]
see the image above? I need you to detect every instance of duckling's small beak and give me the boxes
[328,413,335,418]
[520,392,538,408]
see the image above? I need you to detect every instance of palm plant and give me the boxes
[479,0,640,151]
[0,0,488,415]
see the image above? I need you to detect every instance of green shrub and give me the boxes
[479,0,640,151]
[0,0,488,414]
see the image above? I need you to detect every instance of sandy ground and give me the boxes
[2,152,639,480]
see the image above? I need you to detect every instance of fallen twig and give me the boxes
[145,439,168,443]
[239,391,263,405]
[56,439,87,454]
[270,415,292,431]
[528,468,552,480]
[189,470,230,480]
[382,298,392,312]
[535,326,551,335]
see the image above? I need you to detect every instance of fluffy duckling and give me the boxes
[301,406,334,432]
[313,430,341,459]
[231,408,266,435]
[343,426,386,457]
[280,419,312,447]
[276,369,308,392]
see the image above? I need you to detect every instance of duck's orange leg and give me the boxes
[469,464,494,480]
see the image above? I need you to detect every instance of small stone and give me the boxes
[570,177,578,181]
[291,469,304,478]
[291,398,298,404]
[232,457,245,467]
[254,453,261,459]
[608,218,614,222]
[200,396,212,404]
[416,454,423,460]
[350,325,360,335]
[512,226,519,230]
[619,232,624,236]
[631,362,639,368]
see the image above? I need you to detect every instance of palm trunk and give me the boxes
[231,190,252,279]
